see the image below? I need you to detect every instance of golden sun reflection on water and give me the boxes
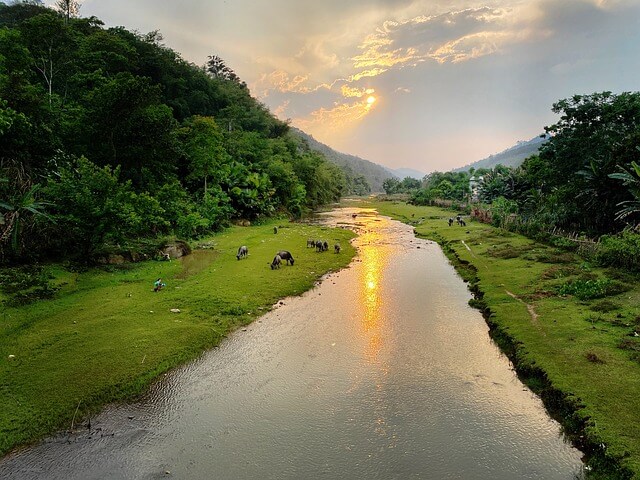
[358,225,388,362]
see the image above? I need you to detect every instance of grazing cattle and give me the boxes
[448,218,454,227]
[322,241,329,252]
[277,250,295,265]
[307,239,316,248]
[459,219,466,227]
[352,213,358,219]
[334,244,341,254]
[315,240,324,252]
[270,254,282,269]
[273,226,278,234]
[236,245,248,260]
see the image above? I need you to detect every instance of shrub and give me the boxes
[0,265,59,306]
[557,278,630,300]
[596,231,640,271]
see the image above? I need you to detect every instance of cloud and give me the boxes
[252,71,313,97]
[272,100,290,119]
[294,95,378,139]
[351,7,527,69]
[66,0,640,171]
[341,85,375,98]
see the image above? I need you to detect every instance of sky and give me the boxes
[46,0,640,173]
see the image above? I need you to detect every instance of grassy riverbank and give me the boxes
[355,199,640,479]
[0,219,356,457]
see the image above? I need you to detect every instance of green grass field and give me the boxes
[355,199,640,479]
[0,219,356,457]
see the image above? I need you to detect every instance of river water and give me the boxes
[0,207,584,479]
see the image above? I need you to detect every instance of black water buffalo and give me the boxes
[307,239,316,248]
[277,250,295,265]
[236,245,248,260]
[448,218,454,227]
[334,244,341,254]
[315,240,329,252]
[274,226,278,234]
[270,254,282,269]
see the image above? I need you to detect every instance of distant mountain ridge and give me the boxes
[385,167,426,180]
[454,135,547,172]
[291,127,396,192]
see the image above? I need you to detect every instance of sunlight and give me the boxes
[358,223,387,363]
[366,95,376,105]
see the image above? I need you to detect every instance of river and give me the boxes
[0,207,584,479]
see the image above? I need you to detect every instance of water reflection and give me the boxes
[0,207,585,480]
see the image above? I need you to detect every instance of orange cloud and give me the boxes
[252,71,312,97]
[294,95,378,138]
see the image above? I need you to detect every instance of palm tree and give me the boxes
[608,159,640,226]
[0,183,53,253]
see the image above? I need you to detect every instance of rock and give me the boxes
[8,354,15,359]
[159,241,191,260]
[170,309,181,313]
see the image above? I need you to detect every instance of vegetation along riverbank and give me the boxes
[355,198,640,480]
[0,219,356,457]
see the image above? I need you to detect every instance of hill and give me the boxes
[291,127,396,193]
[454,135,547,172]
[0,2,347,262]
[386,167,426,180]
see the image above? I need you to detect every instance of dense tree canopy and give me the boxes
[474,93,640,235]
[0,2,346,262]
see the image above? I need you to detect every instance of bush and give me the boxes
[557,278,630,300]
[0,265,59,306]
[596,231,640,271]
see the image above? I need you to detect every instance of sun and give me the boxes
[366,95,376,105]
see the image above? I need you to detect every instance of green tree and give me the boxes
[54,0,80,24]
[178,115,229,197]
[18,12,75,106]
[382,177,400,194]
[609,159,640,226]
[44,157,167,257]
[536,92,640,233]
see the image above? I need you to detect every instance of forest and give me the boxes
[393,92,640,271]
[0,1,355,264]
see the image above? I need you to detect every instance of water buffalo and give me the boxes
[274,226,278,234]
[334,244,341,254]
[315,240,324,252]
[277,250,295,265]
[448,218,454,227]
[236,245,248,260]
[307,239,316,248]
[270,254,282,269]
